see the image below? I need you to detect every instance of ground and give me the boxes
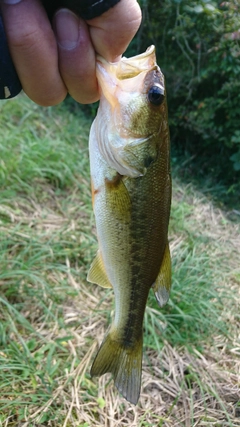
[0,95,239,426]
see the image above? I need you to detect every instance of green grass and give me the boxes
[0,95,239,426]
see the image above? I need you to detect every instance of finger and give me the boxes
[0,0,67,106]
[53,9,98,104]
[87,0,142,62]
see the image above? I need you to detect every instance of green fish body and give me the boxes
[88,46,171,404]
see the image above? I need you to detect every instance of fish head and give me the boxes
[96,46,168,177]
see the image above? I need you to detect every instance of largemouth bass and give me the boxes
[88,46,171,405]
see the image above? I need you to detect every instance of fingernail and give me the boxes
[54,9,80,50]
[3,0,21,3]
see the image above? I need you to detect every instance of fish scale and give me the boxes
[87,46,171,404]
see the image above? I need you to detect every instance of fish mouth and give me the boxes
[97,45,155,64]
[96,45,158,80]
[95,45,163,110]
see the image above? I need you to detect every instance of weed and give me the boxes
[0,95,239,426]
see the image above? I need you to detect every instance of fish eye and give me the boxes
[148,86,165,106]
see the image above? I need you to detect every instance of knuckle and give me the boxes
[8,26,41,53]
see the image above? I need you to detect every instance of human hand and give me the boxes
[0,0,141,105]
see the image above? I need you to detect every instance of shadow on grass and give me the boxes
[171,146,240,216]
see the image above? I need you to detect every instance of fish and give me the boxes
[87,45,171,405]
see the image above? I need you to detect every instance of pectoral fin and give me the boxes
[87,250,112,288]
[152,242,171,307]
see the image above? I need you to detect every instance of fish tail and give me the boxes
[91,328,143,405]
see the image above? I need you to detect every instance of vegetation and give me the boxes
[132,0,240,200]
[0,95,239,426]
[0,3,240,424]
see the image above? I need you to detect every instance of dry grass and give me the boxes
[0,96,239,426]
[1,182,239,427]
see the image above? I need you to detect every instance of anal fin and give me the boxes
[87,250,112,288]
[152,242,171,307]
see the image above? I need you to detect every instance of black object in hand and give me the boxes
[0,12,22,99]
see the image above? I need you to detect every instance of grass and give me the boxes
[0,94,239,426]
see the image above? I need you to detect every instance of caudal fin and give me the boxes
[91,329,143,405]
